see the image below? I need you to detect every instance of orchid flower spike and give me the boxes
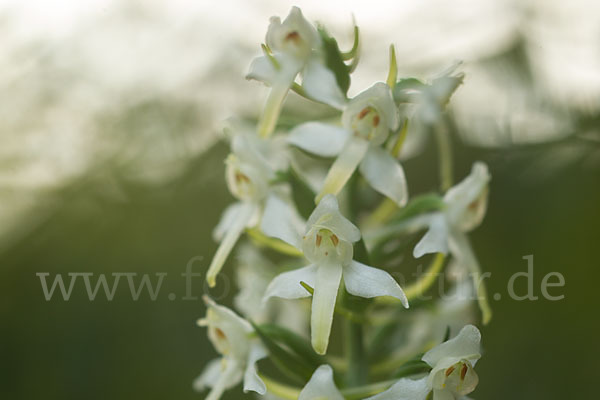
[206,130,302,287]
[247,7,346,138]
[413,161,492,323]
[288,82,408,206]
[263,194,408,354]
[298,365,344,400]
[367,324,481,400]
[193,296,267,400]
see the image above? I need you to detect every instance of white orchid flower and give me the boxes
[206,131,303,287]
[367,325,481,400]
[263,194,408,354]
[298,365,344,400]
[413,161,492,323]
[288,82,408,206]
[385,278,476,363]
[247,6,346,137]
[194,296,267,400]
[394,64,464,161]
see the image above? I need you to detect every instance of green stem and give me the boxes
[261,375,397,400]
[375,253,446,305]
[433,120,453,191]
[404,253,446,300]
[246,228,303,257]
[345,319,367,386]
[342,379,396,399]
[261,375,300,400]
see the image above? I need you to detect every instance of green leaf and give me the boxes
[393,358,431,379]
[442,325,451,342]
[287,167,316,220]
[390,193,445,223]
[317,26,351,95]
[251,321,314,383]
[258,323,326,369]
[367,318,402,362]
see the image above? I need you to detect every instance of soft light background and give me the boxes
[1,0,599,399]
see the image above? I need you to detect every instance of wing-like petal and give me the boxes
[246,55,277,85]
[243,344,267,394]
[422,324,481,368]
[261,194,304,249]
[413,213,449,258]
[359,145,408,206]
[298,365,344,400]
[365,377,430,400]
[202,359,243,400]
[192,358,223,392]
[344,260,408,308]
[288,122,350,158]
[264,264,318,301]
[302,58,347,109]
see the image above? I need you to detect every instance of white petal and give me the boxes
[261,194,304,249]
[213,202,244,241]
[413,213,449,258]
[264,264,318,301]
[298,365,344,400]
[448,232,492,325]
[246,55,277,85]
[302,57,347,109]
[365,377,430,400]
[288,122,350,158]
[359,145,408,206]
[243,344,267,394]
[306,193,360,243]
[316,137,369,203]
[444,162,490,232]
[206,203,257,287]
[422,324,481,367]
[344,260,408,308]
[203,359,243,400]
[311,262,343,354]
[193,358,222,391]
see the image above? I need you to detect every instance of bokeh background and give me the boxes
[1,0,599,399]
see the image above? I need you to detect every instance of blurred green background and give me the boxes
[1,1,600,399]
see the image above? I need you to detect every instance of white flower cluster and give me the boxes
[197,7,491,400]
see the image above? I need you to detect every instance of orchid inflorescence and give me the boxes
[198,7,491,400]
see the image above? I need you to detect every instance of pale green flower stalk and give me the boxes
[198,7,492,400]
